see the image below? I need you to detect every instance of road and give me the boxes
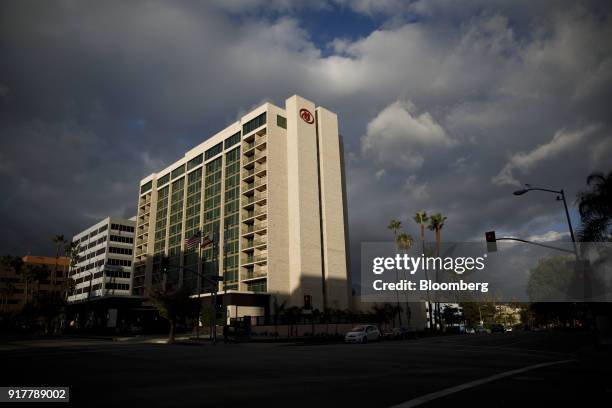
[1,330,610,407]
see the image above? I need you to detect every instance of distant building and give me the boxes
[133,95,351,318]
[68,217,136,303]
[0,255,69,313]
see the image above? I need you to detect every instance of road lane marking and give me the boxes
[389,359,576,408]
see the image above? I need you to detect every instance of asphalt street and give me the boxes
[1,331,610,407]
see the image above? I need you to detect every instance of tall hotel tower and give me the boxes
[133,95,350,313]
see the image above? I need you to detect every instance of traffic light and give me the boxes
[485,231,497,252]
[160,256,170,273]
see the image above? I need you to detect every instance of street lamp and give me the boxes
[512,184,578,257]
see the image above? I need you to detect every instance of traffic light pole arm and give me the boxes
[179,264,222,286]
[496,237,575,254]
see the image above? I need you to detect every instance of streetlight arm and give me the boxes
[524,187,562,194]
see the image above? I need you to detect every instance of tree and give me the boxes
[414,211,434,329]
[371,303,395,328]
[150,285,199,343]
[396,232,414,250]
[413,211,429,246]
[428,213,447,329]
[577,170,612,242]
[387,219,402,239]
[441,305,462,327]
[51,235,66,287]
[387,218,403,326]
[63,241,79,298]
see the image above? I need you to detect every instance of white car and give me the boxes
[345,325,381,343]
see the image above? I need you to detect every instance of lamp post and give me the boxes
[513,185,578,258]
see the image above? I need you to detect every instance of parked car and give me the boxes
[465,327,476,334]
[475,325,489,334]
[505,326,513,332]
[344,325,381,343]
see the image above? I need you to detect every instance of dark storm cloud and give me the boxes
[0,1,611,291]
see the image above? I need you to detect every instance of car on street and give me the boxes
[465,327,476,334]
[475,325,489,334]
[344,325,381,343]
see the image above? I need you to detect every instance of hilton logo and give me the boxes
[299,108,314,124]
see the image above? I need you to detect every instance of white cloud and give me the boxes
[404,175,430,200]
[361,100,454,170]
[492,125,600,186]
[527,230,570,243]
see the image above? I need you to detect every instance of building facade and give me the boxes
[0,256,69,313]
[68,217,136,303]
[133,95,351,312]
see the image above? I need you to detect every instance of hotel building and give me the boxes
[133,95,351,313]
[68,217,136,303]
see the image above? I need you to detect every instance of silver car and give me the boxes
[344,325,381,343]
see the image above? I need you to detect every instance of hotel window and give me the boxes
[171,164,185,179]
[187,154,203,171]
[277,115,287,129]
[157,173,170,187]
[224,132,241,149]
[243,112,266,135]
[205,142,223,161]
[140,181,152,194]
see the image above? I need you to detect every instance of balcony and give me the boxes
[242,192,267,208]
[242,238,267,250]
[242,267,267,281]
[243,151,267,168]
[242,164,267,181]
[242,222,267,236]
[242,178,267,195]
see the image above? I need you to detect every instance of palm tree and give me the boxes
[413,211,429,247]
[388,219,402,240]
[428,213,447,330]
[396,232,414,250]
[428,213,447,255]
[387,219,404,327]
[51,235,66,288]
[64,241,79,298]
[577,170,612,242]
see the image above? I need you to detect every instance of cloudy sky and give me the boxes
[1,0,611,281]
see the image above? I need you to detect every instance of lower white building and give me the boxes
[68,217,136,303]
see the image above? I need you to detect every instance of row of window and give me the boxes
[243,112,266,135]
[110,235,133,244]
[107,258,132,267]
[111,223,135,233]
[108,246,133,255]
[105,283,130,291]
[77,224,108,244]
[205,142,223,160]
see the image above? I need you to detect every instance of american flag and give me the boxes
[185,230,202,250]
